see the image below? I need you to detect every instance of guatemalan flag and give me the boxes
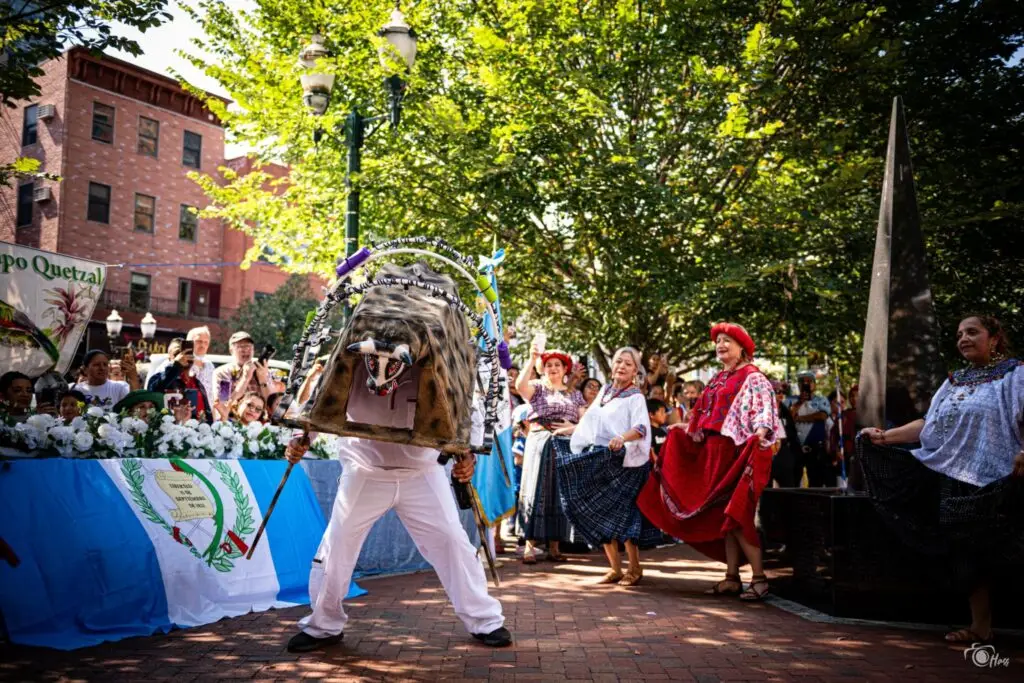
[472,249,517,526]
[0,458,362,650]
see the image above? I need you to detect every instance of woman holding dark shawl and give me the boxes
[639,323,779,600]
[516,347,586,564]
[859,315,1024,644]
[556,347,652,585]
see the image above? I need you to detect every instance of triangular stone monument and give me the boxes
[853,96,945,489]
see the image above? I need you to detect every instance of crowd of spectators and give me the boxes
[0,325,289,435]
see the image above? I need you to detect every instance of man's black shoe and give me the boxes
[287,630,343,653]
[472,626,513,647]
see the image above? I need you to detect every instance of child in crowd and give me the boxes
[647,398,669,458]
[58,390,87,422]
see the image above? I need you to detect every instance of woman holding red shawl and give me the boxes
[638,322,780,600]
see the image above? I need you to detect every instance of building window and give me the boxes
[87,182,111,223]
[182,130,202,168]
[129,273,151,311]
[22,105,38,146]
[16,183,34,227]
[134,193,156,233]
[253,292,270,302]
[177,280,191,316]
[178,279,220,318]
[179,204,198,241]
[92,102,115,143]
[138,116,159,157]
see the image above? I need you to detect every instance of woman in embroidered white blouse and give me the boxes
[860,315,1024,644]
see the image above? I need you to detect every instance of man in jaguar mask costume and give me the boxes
[283,264,511,653]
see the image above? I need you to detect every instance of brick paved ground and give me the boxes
[2,544,1020,682]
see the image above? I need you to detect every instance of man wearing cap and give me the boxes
[784,371,832,486]
[213,332,273,413]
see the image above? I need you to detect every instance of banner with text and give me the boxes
[0,242,105,375]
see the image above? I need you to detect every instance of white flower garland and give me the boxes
[0,411,338,460]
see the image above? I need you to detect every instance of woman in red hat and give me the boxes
[516,346,586,564]
[638,322,780,600]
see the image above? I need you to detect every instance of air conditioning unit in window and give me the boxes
[37,104,56,120]
[33,186,52,202]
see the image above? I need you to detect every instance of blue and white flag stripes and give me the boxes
[0,458,364,650]
[473,249,516,526]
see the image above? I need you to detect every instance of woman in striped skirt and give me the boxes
[555,347,652,586]
[516,347,586,564]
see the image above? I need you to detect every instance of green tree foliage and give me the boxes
[224,275,319,356]
[186,0,1024,372]
[0,0,173,107]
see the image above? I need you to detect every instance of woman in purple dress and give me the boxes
[516,348,585,564]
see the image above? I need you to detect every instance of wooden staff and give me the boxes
[247,432,308,560]
[456,450,500,588]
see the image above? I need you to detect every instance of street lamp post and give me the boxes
[139,312,157,361]
[105,310,123,354]
[298,5,418,260]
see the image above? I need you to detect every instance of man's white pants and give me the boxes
[299,466,505,638]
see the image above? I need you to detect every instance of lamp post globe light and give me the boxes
[105,309,123,341]
[140,312,157,341]
[298,4,417,260]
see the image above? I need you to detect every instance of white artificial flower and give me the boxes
[162,414,175,424]
[48,425,74,444]
[157,442,169,455]
[185,419,199,429]
[14,423,42,449]
[198,422,212,436]
[247,439,260,453]
[86,406,104,418]
[73,431,94,451]
[70,416,88,430]
[26,414,56,431]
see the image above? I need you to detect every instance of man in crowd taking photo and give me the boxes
[147,338,213,423]
[213,332,274,417]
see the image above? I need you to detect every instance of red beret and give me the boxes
[710,322,756,358]
[540,350,573,375]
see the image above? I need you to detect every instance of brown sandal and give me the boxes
[740,575,770,601]
[618,568,643,586]
[597,570,624,584]
[704,574,742,596]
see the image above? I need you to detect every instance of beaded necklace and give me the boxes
[949,357,1021,387]
[600,383,635,407]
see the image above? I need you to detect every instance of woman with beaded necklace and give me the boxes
[556,347,652,586]
[516,346,586,564]
[859,315,1024,644]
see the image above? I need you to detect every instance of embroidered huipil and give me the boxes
[526,382,585,425]
[570,385,651,467]
[914,359,1024,487]
[690,365,780,447]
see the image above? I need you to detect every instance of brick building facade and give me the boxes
[0,49,319,357]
